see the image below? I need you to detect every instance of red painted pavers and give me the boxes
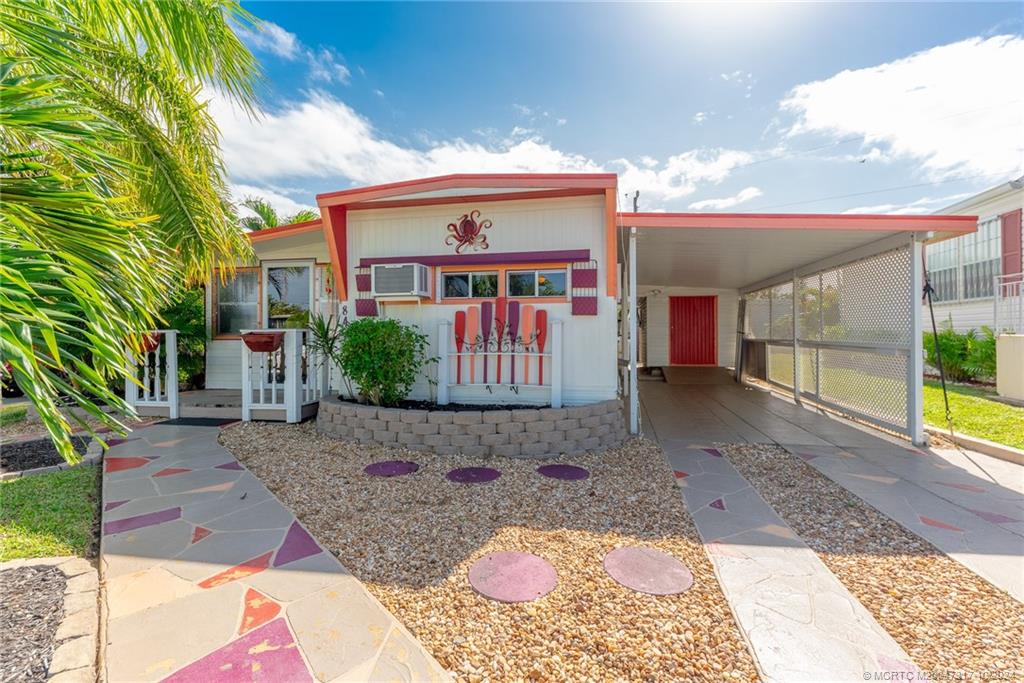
[105,457,149,473]
[199,551,273,589]
[191,526,212,544]
[154,467,191,477]
[238,588,281,635]
[160,618,310,682]
[919,515,963,532]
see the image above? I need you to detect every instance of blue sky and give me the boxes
[218,2,1024,216]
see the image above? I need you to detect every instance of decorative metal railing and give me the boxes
[437,302,563,407]
[994,273,1023,334]
[125,330,179,419]
[240,328,328,422]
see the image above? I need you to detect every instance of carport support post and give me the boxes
[909,235,925,445]
[792,272,801,404]
[629,227,639,434]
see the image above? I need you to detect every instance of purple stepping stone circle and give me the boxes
[603,546,694,595]
[468,551,557,603]
[446,466,501,484]
[537,464,590,481]
[364,460,420,477]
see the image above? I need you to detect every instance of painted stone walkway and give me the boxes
[665,444,918,682]
[100,421,449,682]
[782,441,1024,602]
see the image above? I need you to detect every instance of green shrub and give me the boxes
[923,321,997,382]
[158,288,207,390]
[308,315,434,406]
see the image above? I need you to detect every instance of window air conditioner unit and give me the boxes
[370,263,430,298]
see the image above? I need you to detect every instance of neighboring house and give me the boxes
[136,173,973,445]
[924,178,1024,332]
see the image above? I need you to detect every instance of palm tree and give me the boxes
[240,197,320,231]
[1,0,260,462]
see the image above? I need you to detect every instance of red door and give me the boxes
[669,296,717,365]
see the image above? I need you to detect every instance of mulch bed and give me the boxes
[221,421,759,682]
[0,565,67,681]
[336,397,549,412]
[721,443,1024,680]
[0,436,91,474]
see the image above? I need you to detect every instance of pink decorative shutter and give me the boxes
[1001,209,1022,282]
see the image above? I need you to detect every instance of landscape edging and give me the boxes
[0,438,104,482]
[316,396,627,458]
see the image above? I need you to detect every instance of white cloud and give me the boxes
[236,21,300,59]
[613,149,755,202]
[692,112,708,124]
[231,183,318,218]
[210,90,754,207]
[781,35,1024,180]
[688,186,763,210]
[307,47,351,84]
[236,21,351,85]
[556,118,567,126]
[841,192,972,215]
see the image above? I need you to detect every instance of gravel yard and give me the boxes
[721,444,1024,680]
[0,565,67,681]
[221,421,759,682]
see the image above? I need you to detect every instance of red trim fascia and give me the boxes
[358,249,590,268]
[316,173,618,207]
[322,206,348,300]
[346,187,603,211]
[605,188,617,297]
[617,212,978,233]
[247,219,322,242]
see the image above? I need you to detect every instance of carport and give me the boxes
[616,212,976,444]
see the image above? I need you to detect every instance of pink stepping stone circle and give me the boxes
[468,551,557,603]
[536,464,590,481]
[447,466,501,483]
[603,546,694,595]
[364,460,420,477]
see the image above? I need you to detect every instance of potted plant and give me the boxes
[242,331,285,353]
[139,332,161,353]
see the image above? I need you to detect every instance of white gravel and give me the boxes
[221,421,759,682]
[722,443,1024,681]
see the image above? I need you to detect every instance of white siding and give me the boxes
[206,231,336,390]
[640,286,738,368]
[343,196,617,405]
[928,300,997,333]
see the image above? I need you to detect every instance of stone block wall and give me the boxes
[316,397,627,458]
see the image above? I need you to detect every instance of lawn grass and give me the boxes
[0,403,28,427]
[924,380,1024,450]
[0,465,100,561]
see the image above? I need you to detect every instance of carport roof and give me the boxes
[617,211,977,290]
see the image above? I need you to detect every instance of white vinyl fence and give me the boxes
[240,329,329,422]
[125,330,178,419]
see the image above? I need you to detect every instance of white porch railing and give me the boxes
[240,328,328,422]
[125,330,179,419]
[436,318,563,407]
[994,273,1023,334]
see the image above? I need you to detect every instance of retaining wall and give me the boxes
[316,396,627,458]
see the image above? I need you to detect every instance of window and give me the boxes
[961,216,1001,299]
[925,238,959,302]
[507,269,567,297]
[215,270,258,336]
[265,264,312,328]
[442,272,498,298]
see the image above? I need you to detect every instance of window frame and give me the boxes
[437,263,570,303]
[211,267,261,339]
[506,268,568,299]
[262,259,316,329]
[442,271,499,299]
